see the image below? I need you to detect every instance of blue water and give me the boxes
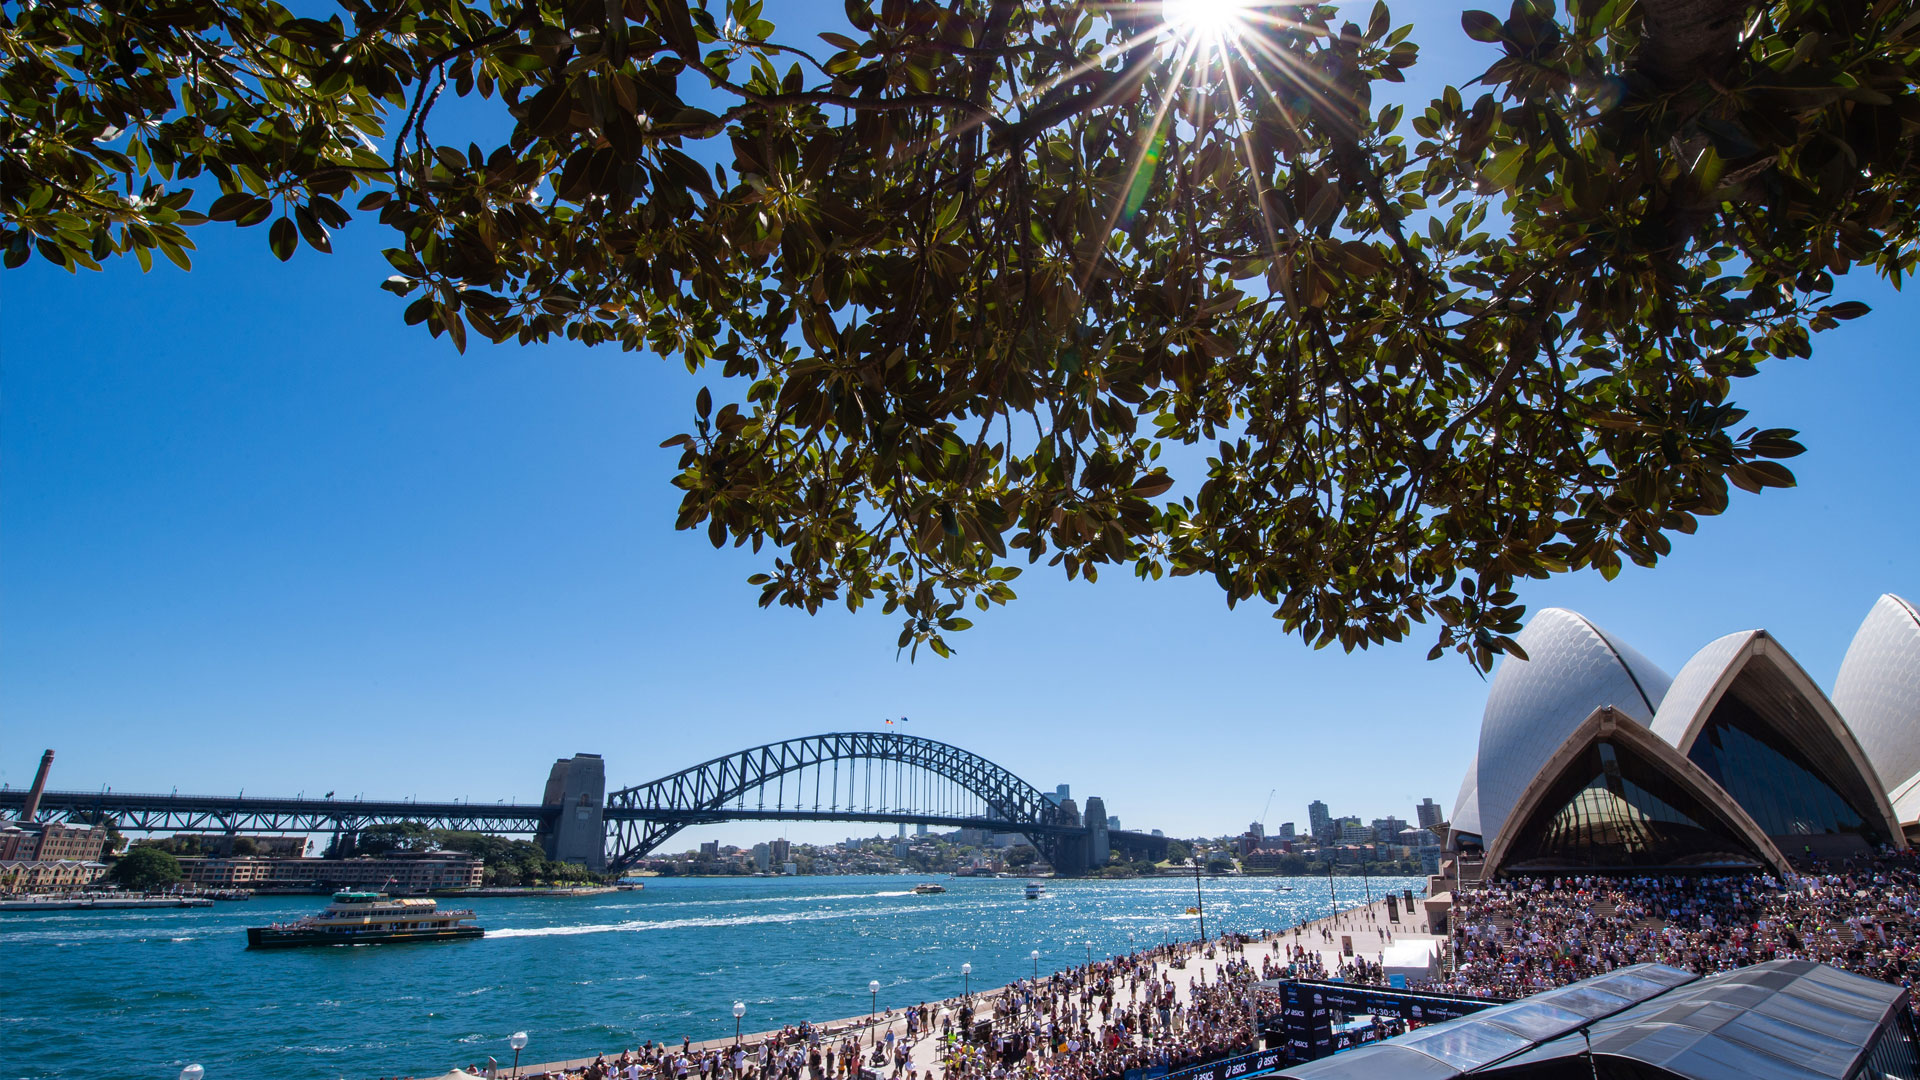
[2,874,1421,1080]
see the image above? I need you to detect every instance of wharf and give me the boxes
[0,895,216,911]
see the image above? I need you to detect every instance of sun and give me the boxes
[1160,0,1254,41]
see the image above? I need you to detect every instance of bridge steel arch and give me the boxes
[603,732,1075,872]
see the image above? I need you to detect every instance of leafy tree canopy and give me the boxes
[110,845,184,890]
[5,0,1916,666]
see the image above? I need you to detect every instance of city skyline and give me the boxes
[4,5,1917,850]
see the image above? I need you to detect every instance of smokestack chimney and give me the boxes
[20,750,54,823]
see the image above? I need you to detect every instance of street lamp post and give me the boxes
[962,962,971,1000]
[734,1001,746,1045]
[509,1031,529,1078]
[179,1066,204,1080]
[869,979,880,1030]
[1031,949,1040,978]
[1193,861,1207,943]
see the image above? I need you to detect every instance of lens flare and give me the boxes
[1161,0,1254,41]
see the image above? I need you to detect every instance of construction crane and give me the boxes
[1257,788,1275,831]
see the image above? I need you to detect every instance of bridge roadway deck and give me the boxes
[0,789,554,834]
[0,790,1163,856]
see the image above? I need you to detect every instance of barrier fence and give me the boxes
[1120,1045,1286,1080]
[1267,979,1503,1064]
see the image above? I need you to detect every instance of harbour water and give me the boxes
[2,873,1422,1080]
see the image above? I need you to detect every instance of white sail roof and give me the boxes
[1833,595,1920,824]
[1473,609,1672,849]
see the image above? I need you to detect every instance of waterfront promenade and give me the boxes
[504,892,1440,1080]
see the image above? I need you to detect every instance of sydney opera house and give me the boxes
[1445,594,1920,878]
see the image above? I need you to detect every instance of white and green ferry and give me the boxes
[246,891,484,949]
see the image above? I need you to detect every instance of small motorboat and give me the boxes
[1025,882,1045,900]
[912,883,947,895]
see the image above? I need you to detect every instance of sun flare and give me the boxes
[1160,0,1254,41]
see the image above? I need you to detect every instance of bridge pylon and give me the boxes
[539,753,606,871]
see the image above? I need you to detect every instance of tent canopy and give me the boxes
[1279,961,1911,1080]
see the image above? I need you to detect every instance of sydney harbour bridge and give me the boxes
[0,732,1167,874]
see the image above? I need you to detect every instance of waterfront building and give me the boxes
[0,859,107,891]
[0,820,108,862]
[1337,819,1371,844]
[769,838,791,864]
[1445,599,1918,877]
[175,852,482,892]
[698,840,719,860]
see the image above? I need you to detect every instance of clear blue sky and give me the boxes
[4,3,1917,850]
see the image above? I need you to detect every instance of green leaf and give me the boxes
[1461,10,1503,41]
[268,216,297,261]
[1482,146,1525,190]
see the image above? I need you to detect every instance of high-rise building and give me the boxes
[916,823,929,836]
[698,840,719,860]
[1415,798,1443,830]
[1248,821,1266,841]
[1307,800,1332,841]
[1107,816,1121,830]
[1276,822,1296,840]
[769,838,791,864]
[1370,816,1409,843]
[752,843,771,871]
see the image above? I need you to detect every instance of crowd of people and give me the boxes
[1442,850,1920,1007]
[934,936,1272,1080]
[466,935,1291,1080]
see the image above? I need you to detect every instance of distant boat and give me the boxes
[1184,906,1201,915]
[1276,885,1293,892]
[1025,882,1045,900]
[912,883,947,895]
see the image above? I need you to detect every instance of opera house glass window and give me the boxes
[1510,742,1761,870]
[1687,695,1873,839]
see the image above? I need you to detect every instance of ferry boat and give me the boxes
[1025,882,1045,900]
[245,892,484,949]
[912,882,947,895]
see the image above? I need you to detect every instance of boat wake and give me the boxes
[488,904,902,939]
